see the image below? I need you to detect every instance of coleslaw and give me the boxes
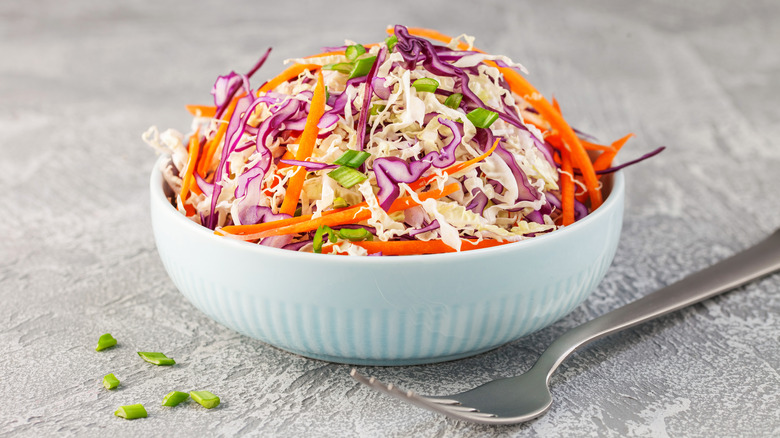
[144,25,654,256]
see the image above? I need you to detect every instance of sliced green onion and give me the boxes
[466,108,500,128]
[349,56,376,79]
[114,404,147,420]
[444,93,463,109]
[137,352,175,366]
[332,197,349,209]
[190,391,221,409]
[370,104,386,115]
[325,85,330,102]
[323,62,353,75]
[103,373,120,390]
[95,333,117,351]
[162,391,190,407]
[338,227,373,241]
[333,150,371,168]
[412,78,439,93]
[328,165,368,188]
[345,44,366,62]
[385,35,398,51]
[313,225,337,253]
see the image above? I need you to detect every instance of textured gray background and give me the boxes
[1,1,779,437]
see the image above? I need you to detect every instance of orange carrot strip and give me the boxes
[579,138,616,152]
[325,238,510,256]
[304,50,346,59]
[277,150,295,168]
[197,121,228,177]
[245,136,494,231]
[398,27,603,209]
[185,105,217,117]
[522,113,550,132]
[498,69,602,209]
[408,139,499,191]
[560,148,575,226]
[180,130,201,202]
[279,71,326,216]
[257,64,321,94]
[234,183,459,239]
[196,94,245,178]
[593,133,633,172]
[551,97,562,113]
[303,43,379,59]
[219,183,459,238]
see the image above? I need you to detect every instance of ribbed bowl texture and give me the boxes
[150,155,624,365]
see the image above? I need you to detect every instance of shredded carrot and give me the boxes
[497,69,602,209]
[559,148,575,226]
[196,94,244,178]
[408,139,499,191]
[521,112,550,132]
[277,150,295,168]
[303,43,379,59]
[279,70,326,216]
[323,238,510,255]
[197,121,227,177]
[395,27,604,210]
[593,133,633,172]
[552,97,562,113]
[257,64,321,95]
[304,50,345,58]
[219,183,459,239]
[180,130,201,202]
[222,138,496,235]
[185,105,217,117]
[579,138,616,152]
[257,183,459,238]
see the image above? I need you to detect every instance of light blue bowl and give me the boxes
[150,156,624,365]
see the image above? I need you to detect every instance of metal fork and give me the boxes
[351,228,780,424]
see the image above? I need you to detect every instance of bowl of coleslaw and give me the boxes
[147,25,631,365]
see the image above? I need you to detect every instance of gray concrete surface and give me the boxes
[1,1,779,436]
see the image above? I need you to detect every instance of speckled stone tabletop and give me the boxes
[2,1,779,437]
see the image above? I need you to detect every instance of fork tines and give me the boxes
[350,369,498,421]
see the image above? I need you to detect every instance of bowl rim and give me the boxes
[150,154,624,264]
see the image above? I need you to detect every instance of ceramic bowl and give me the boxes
[149,155,624,365]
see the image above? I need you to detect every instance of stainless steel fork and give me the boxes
[351,228,780,424]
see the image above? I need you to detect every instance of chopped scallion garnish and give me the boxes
[370,104,386,115]
[345,44,367,62]
[385,35,398,51]
[332,197,349,209]
[313,225,338,253]
[328,165,368,188]
[162,391,190,407]
[323,62,353,75]
[103,373,120,390]
[349,56,376,79]
[333,149,371,168]
[338,227,373,241]
[137,351,175,366]
[444,93,463,109]
[466,108,500,128]
[412,78,439,93]
[190,391,221,409]
[114,404,147,420]
[96,333,117,351]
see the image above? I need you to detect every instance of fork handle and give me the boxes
[534,228,780,380]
